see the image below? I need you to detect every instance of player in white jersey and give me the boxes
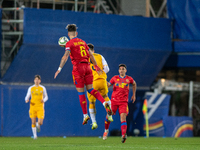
[25,75,48,139]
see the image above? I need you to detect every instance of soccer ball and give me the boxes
[58,36,69,47]
[133,129,140,136]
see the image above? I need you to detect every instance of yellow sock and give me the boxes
[32,124,36,128]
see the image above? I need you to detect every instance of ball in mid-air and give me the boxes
[58,36,69,47]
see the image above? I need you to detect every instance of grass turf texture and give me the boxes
[0,137,199,150]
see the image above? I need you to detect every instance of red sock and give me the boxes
[121,121,127,136]
[90,89,105,104]
[78,92,87,114]
[105,116,111,130]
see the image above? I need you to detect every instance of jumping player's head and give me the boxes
[118,64,127,77]
[66,24,78,39]
[34,75,41,86]
[87,43,94,52]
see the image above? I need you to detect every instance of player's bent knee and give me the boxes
[89,103,95,109]
[87,88,94,93]
[38,121,43,125]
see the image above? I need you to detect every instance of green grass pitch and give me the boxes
[0,136,199,150]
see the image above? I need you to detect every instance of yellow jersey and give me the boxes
[25,84,48,107]
[90,53,108,81]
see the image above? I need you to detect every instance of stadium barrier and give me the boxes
[163,116,193,137]
[0,84,145,137]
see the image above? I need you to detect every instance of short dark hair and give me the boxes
[66,24,77,32]
[34,75,41,80]
[119,64,127,69]
[87,43,94,50]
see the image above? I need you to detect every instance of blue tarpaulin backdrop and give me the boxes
[166,0,200,67]
[167,0,200,40]
[0,9,1,79]
[2,8,172,87]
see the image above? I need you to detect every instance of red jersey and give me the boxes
[65,37,90,66]
[109,75,134,103]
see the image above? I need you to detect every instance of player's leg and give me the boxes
[89,102,98,130]
[88,79,109,129]
[86,84,112,115]
[86,84,105,104]
[73,74,90,125]
[29,105,37,139]
[76,87,90,125]
[119,104,129,143]
[100,79,113,122]
[103,102,117,140]
[31,118,37,139]
[87,91,98,130]
[104,96,113,122]
[36,108,44,132]
[36,119,43,132]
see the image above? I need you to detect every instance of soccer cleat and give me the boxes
[104,103,112,116]
[103,130,109,140]
[82,115,90,125]
[107,115,113,122]
[91,122,98,130]
[33,136,37,140]
[121,134,127,143]
[36,122,40,132]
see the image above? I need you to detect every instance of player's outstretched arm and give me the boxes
[131,81,137,103]
[54,50,70,79]
[89,50,103,75]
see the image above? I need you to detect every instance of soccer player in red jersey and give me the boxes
[54,24,112,125]
[103,64,137,143]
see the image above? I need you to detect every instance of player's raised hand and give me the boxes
[131,95,136,103]
[54,70,60,79]
[94,65,103,75]
[25,100,29,103]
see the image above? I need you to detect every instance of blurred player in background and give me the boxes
[25,75,48,139]
[103,64,136,143]
[87,43,113,130]
[54,24,112,125]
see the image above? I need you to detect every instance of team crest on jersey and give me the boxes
[126,79,129,82]
[117,79,119,81]
[116,83,128,88]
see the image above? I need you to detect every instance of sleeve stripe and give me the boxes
[65,47,70,51]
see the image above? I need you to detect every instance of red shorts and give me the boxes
[111,101,129,115]
[72,63,93,88]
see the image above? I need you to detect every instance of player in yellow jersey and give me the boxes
[25,75,48,139]
[87,44,113,130]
